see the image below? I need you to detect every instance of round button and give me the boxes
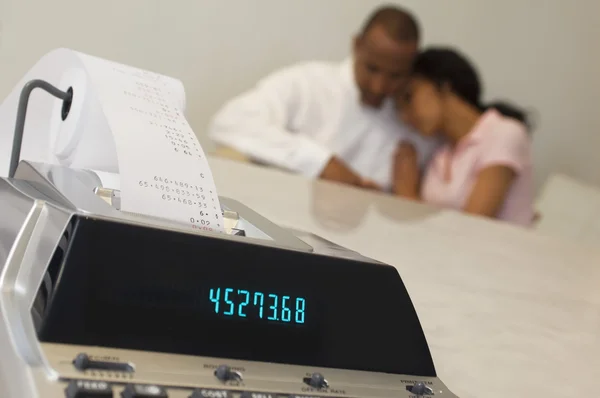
[411,382,432,395]
[214,365,241,382]
[214,365,232,381]
[308,372,328,388]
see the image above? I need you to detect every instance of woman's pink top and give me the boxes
[421,109,534,226]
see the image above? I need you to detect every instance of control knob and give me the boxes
[409,382,433,396]
[214,365,242,382]
[72,352,134,373]
[73,353,91,371]
[304,372,328,389]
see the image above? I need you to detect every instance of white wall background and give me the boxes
[1,0,599,192]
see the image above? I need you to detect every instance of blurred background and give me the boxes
[1,0,599,193]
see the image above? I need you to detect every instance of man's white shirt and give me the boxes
[209,58,439,191]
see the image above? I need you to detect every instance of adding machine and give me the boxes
[0,59,459,398]
[0,160,459,398]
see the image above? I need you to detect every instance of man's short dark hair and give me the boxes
[360,5,420,42]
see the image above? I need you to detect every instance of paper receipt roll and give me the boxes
[0,48,224,233]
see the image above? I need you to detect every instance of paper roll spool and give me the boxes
[0,50,65,176]
[48,67,118,172]
[0,48,224,232]
[0,48,119,176]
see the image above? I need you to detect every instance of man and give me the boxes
[208,6,437,191]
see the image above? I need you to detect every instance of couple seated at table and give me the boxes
[208,5,534,226]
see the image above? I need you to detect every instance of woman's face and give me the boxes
[398,77,444,137]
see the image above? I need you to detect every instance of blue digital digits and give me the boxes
[209,288,306,325]
[209,288,220,313]
[281,296,291,322]
[238,290,249,317]
[223,288,234,315]
[268,294,278,321]
[253,292,264,319]
[295,297,305,324]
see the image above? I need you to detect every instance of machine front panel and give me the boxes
[37,216,435,378]
[40,342,452,398]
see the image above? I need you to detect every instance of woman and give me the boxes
[393,47,534,226]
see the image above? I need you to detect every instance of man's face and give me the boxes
[353,26,418,108]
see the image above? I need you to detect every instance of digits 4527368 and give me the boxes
[209,288,306,325]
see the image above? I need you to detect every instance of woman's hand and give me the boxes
[320,156,363,185]
[392,141,420,199]
[359,178,383,191]
[320,156,383,191]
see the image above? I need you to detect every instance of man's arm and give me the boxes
[210,66,362,184]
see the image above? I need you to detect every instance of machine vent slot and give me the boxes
[31,219,74,332]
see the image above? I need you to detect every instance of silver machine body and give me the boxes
[0,161,458,398]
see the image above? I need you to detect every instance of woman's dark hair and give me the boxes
[411,47,532,130]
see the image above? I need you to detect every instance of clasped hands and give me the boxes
[319,141,418,194]
[319,157,381,190]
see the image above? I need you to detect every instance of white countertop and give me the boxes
[209,156,600,398]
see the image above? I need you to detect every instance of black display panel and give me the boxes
[37,216,436,377]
